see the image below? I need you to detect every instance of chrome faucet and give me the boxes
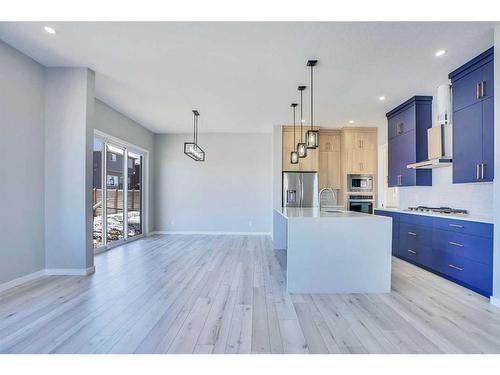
[319,187,336,211]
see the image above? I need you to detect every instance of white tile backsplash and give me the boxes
[397,166,493,215]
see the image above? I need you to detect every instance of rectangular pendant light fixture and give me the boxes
[297,85,307,158]
[306,59,319,149]
[184,110,206,161]
[290,103,299,164]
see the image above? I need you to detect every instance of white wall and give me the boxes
[0,41,45,284]
[397,168,494,215]
[154,133,272,234]
[45,68,95,272]
[91,100,155,232]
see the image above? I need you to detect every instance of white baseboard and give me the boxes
[490,296,500,308]
[0,270,46,293]
[151,231,272,236]
[45,266,95,276]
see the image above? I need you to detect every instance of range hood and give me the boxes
[407,84,453,170]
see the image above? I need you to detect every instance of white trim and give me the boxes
[490,296,500,308]
[0,270,46,293]
[45,266,95,276]
[94,129,148,154]
[150,231,272,236]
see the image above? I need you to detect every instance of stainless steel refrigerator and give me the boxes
[282,172,319,208]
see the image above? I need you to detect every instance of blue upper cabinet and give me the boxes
[386,96,433,187]
[449,47,494,183]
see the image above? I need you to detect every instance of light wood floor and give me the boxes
[1,234,500,354]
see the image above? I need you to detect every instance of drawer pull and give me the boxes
[448,264,464,271]
[407,231,417,236]
[407,249,417,254]
[449,224,464,228]
[448,241,463,247]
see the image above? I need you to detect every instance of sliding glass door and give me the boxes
[92,139,104,248]
[93,133,146,250]
[106,143,125,245]
[127,152,142,238]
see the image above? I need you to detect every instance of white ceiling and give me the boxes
[0,22,496,133]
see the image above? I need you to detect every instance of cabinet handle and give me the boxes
[481,81,485,97]
[476,82,481,99]
[448,264,464,271]
[476,164,480,180]
[407,231,417,236]
[407,249,417,254]
[449,223,464,228]
[481,163,485,180]
[449,241,464,247]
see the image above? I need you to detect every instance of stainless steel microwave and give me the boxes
[347,174,373,192]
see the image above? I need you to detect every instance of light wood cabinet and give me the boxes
[318,130,341,189]
[341,128,377,174]
[282,126,318,171]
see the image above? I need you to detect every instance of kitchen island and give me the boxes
[273,207,392,294]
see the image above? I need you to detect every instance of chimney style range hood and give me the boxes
[407,84,452,170]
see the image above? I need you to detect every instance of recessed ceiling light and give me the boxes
[435,49,447,57]
[349,120,355,124]
[379,96,386,101]
[44,26,56,35]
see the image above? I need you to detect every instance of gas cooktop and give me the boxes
[407,206,468,215]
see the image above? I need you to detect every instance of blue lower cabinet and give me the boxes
[374,210,399,256]
[432,229,493,265]
[433,216,493,238]
[386,212,493,297]
[399,244,434,268]
[433,250,492,296]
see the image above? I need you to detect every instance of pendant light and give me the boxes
[306,59,319,149]
[184,110,205,161]
[290,103,299,164]
[297,85,307,158]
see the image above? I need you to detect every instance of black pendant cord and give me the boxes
[193,113,196,144]
[310,64,313,131]
[300,89,304,142]
[292,104,297,145]
[195,114,198,145]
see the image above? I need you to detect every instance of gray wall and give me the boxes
[0,41,46,284]
[45,68,95,271]
[154,133,272,233]
[91,100,155,232]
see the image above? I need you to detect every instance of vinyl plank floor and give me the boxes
[1,234,500,354]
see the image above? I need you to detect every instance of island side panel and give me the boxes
[273,209,288,250]
[286,216,392,294]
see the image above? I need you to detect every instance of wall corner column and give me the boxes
[44,67,96,274]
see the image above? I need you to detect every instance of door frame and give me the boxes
[93,130,149,253]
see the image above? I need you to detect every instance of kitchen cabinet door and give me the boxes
[481,60,494,101]
[299,147,318,171]
[388,137,400,187]
[453,103,483,183]
[398,131,417,187]
[452,67,483,112]
[482,97,494,181]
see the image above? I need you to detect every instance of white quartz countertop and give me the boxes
[374,207,494,224]
[276,207,390,219]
